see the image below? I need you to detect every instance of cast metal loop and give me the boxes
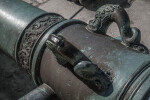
[46,34,111,91]
[87,4,149,54]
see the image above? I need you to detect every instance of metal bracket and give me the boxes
[46,34,111,91]
[87,4,149,54]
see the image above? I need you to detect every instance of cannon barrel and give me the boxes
[0,0,150,100]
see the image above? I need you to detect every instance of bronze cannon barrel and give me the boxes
[40,23,150,100]
[0,0,150,100]
[0,0,46,58]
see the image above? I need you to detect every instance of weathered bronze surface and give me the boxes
[87,4,149,54]
[19,83,58,100]
[41,23,150,100]
[17,13,64,72]
[0,0,46,58]
[0,0,149,100]
[46,34,111,91]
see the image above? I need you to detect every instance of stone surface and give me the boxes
[39,0,82,19]
[23,0,50,7]
[0,52,36,100]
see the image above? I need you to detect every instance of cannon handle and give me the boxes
[87,4,149,54]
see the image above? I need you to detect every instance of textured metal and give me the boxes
[87,4,149,53]
[19,83,58,100]
[0,0,46,59]
[46,34,111,91]
[41,23,150,100]
[31,19,85,85]
[17,13,64,72]
[87,4,140,45]
[0,0,149,100]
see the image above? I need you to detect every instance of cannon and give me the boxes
[0,0,150,100]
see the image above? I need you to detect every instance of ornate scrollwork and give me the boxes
[131,44,149,54]
[17,14,64,72]
[87,4,149,53]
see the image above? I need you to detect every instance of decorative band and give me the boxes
[17,13,64,72]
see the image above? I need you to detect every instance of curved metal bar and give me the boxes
[19,83,58,100]
[87,4,149,54]
[87,4,140,46]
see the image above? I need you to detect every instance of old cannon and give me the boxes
[0,0,150,100]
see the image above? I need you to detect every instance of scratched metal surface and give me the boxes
[0,0,150,100]
[23,0,150,50]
